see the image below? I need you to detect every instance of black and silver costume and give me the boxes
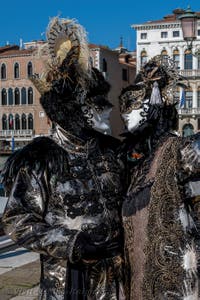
[120,56,200,299]
[1,18,125,300]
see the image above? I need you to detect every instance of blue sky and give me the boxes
[0,0,199,51]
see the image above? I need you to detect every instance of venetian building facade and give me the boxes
[89,44,136,137]
[0,42,50,152]
[132,9,200,136]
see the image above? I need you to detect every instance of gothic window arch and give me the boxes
[2,89,7,105]
[140,50,147,67]
[8,88,13,105]
[14,88,20,105]
[15,114,20,130]
[184,49,193,70]
[27,61,33,77]
[14,62,20,79]
[8,114,14,130]
[28,113,33,129]
[1,63,6,79]
[28,87,33,104]
[21,87,27,105]
[161,49,168,64]
[22,113,27,129]
[173,49,180,69]
[2,114,7,130]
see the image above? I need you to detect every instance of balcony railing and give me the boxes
[179,70,200,78]
[178,108,200,115]
[0,130,33,137]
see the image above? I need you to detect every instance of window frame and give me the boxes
[161,31,168,38]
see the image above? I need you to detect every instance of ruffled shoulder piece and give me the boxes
[0,136,68,189]
[180,132,200,175]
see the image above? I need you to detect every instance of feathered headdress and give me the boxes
[120,55,188,113]
[30,17,92,95]
[135,55,188,105]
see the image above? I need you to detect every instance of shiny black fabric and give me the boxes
[2,128,125,300]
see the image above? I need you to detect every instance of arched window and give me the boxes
[102,58,107,72]
[27,62,33,77]
[14,88,20,105]
[140,50,147,67]
[173,49,180,69]
[184,49,193,70]
[28,113,33,129]
[2,89,7,105]
[22,114,27,129]
[161,50,168,64]
[2,114,7,130]
[185,90,193,108]
[1,63,6,79]
[15,114,20,130]
[198,87,200,107]
[8,88,13,105]
[14,62,20,79]
[182,123,194,137]
[21,87,26,105]
[28,87,33,104]
[8,114,14,130]
[198,55,200,70]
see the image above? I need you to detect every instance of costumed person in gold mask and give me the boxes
[119,55,200,299]
[1,18,125,300]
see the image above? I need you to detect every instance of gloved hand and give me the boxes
[75,231,122,261]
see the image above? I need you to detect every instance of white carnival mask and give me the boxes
[82,105,112,135]
[121,99,149,133]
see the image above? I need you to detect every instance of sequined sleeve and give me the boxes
[2,168,79,262]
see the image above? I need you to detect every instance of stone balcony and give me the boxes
[179,69,200,78]
[178,108,200,116]
[0,130,33,138]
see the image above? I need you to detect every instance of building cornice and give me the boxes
[132,22,181,31]
[0,53,33,59]
[132,20,200,31]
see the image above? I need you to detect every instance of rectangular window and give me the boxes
[141,33,147,39]
[161,32,168,38]
[122,69,128,81]
[173,31,180,37]
[185,91,193,108]
[39,111,45,118]
[198,29,200,36]
[198,91,200,108]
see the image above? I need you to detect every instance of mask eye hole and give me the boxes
[94,106,103,112]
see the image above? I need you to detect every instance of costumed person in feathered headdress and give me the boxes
[1,17,126,300]
[119,55,200,299]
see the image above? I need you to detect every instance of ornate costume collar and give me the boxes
[52,125,96,155]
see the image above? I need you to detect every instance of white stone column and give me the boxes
[193,87,198,108]
[179,46,184,70]
[193,54,198,70]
